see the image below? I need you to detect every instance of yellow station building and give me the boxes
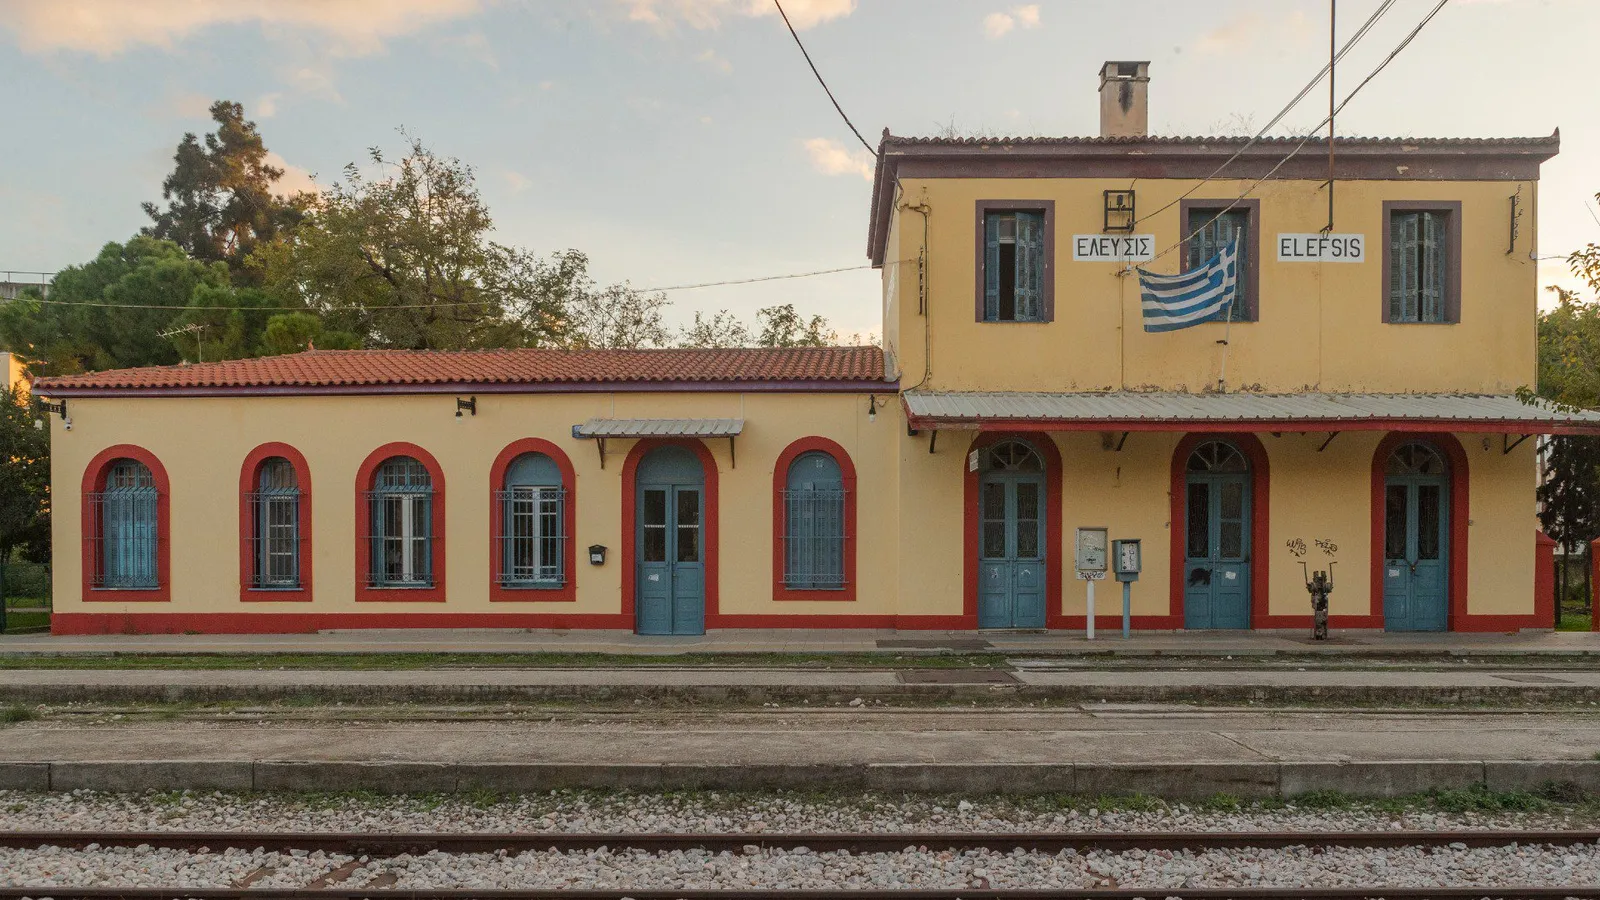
[33,63,1600,635]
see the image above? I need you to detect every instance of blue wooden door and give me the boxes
[1383,443,1449,632]
[977,441,1047,629]
[1184,441,1252,629]
[636,447,706,635]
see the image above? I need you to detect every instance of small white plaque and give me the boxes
[968,450,981,472]
[1277,233,1365,262]
[1072,234,1155,262]
[648,573,661,582]
[1389,568,1401,577]
[1224,570,1238,581]
[1076,569,1108,581]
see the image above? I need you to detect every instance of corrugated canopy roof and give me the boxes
[572,418,744,438]
[903,391,1600,435]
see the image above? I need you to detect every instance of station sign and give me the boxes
[1276,233,1366,262]
[1072,234,1155,263]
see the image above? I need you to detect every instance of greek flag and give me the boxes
[1138,239,1239,332]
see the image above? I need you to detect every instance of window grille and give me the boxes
[365,457,433,588]
[1389,210,1449,323]
[1187,207,1250,315]
[86,459,159,589]
[248,457,301,589]
[783,451,847,590]
[494,486,566,587]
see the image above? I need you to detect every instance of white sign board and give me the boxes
[1074,526,1109,572]
[1072,234,1155,263]
[1277,233,1365,262]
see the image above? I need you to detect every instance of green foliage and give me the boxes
[0,705,37,724]
[143,100,309,280]
[0,388,49,562]
[546,250,673,350]
[1536,226,1600,554]
[756,303,837,347]
[678,309,753,348]
[251,135,566,351]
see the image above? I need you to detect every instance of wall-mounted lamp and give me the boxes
[39,399,68,431]
[455,396,477,419]
[1104,189,1135,232]
[868,394,878,423]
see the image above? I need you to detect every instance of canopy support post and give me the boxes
[729,436,737,469]
[1115,431,1130,452]
[929,430,939,454]
[1504,434,1532,455]
[1317,432,1340,452]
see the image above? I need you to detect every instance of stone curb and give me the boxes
[3,759,1594,799]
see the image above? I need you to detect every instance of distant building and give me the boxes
[0,274,52,301]
[30,62,1600,636]
[0,352,27,395]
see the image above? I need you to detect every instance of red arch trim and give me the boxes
[1369,432,1469,631]
[80,444,171,603]
[355,442,447,603]
[772,437,858,602]
[238,443,314,603]
[620,439,720,630]
[488,439,578,602]
[1168,433,1271,628]
[962,432,1064,629]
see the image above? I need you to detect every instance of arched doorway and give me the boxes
[1382,441,1450,632]
[1184,439,1252,629]
[635,445,707,635]
[976,439,1047,629]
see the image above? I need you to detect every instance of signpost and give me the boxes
[1276,233,1365,262]
[1112,539,1142,639]
[1075,527,1109,640]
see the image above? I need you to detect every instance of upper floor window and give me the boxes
[367,456,434,588]
[783,451,847,590]
[1182,200,1258,321]
[495,452,566,588]
[249,458,302,589]
[1384,203,1460,324]
[89,459,158,590]
[976,201,1054,323]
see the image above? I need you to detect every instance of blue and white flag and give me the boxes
[1137,239,1239,332]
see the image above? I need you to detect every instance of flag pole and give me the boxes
[1216,244,1235,393]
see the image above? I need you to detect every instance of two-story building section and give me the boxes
[30,62,1600,635]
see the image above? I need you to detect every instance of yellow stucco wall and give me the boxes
[886,178,1537,394]
[51,394,1538,626]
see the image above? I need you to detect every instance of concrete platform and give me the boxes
[2,628,1597,658]
[1,708,1598,799]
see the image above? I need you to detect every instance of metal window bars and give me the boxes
[782,487,848,590]
[366,457,434,588]
[85,461,159,589]
[494,487,566,587]
[247,458,301,590]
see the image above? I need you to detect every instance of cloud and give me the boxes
[264,152,319,199]
[504,170,532,194]
[434,30,498,70]
[695,48,732,73]
[804,137,873,181]
[984,5,1040,39]
[621,0,854,31]
[155,90,212,119]
[0,0,483,57]
[1196,9,1312,55]
[256,93,282,119]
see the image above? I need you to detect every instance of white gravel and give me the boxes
[4,843,1600,890]
[1,788,1593,835]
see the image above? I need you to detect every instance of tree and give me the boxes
[252,136,567,350]
[258,312,361,355]
[0,386,50,573]
[143,100,309,280]
[543,250,672,350]
[755,303,837,347]
[678,310,753,348]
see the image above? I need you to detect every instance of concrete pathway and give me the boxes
[3,628,1598,656]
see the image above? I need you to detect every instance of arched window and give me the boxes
[783,451,847,590]
[983,440,1045,473]
[1387,442,1447,476]
[367,456,434,588]
[1187,440,1249,473]
[90,459,158,589]
[249,458,302,589]
[495,452,566,587]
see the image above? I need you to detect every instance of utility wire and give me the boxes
[1134,0,1451,271]
[1131,0,1397,229]
[773,0,876,157]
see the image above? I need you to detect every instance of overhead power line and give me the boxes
[773,0,876,158]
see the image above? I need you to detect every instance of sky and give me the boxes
[1,0,1596,340]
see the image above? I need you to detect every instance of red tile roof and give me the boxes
[33,347,892,394]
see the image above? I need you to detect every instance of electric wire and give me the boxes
[772,0,876,157]
[1130,0,1398,229]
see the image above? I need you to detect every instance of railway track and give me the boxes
[0,830,1597,900]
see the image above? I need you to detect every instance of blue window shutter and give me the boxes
[1421,212,1445,322]
[785,452,845,589]
[1390,212,1421,322]
[1015,212,1044,320]
[983,213,1001,320]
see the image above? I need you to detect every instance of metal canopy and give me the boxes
[570,418,744,469]
[902,391,1600,435]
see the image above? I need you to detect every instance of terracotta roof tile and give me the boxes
[33,346,891,394]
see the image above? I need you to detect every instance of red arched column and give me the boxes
[488,438,578,602]
[238,442,313,603]
[80,444,171,603]
[620,439,720,629]
[962,432,1063,629]
[1168,433,1271,628]
[355,442,447,603]
[772,436,858,603]
[1369,432,1469,630]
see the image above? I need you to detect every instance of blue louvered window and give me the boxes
[1187,208,1251,318]
[783,451,846,590]
[983,210,1045,322]
[495,453,566,588]
[1389,210,1450,323]
[88,460,159,590]
[249,458,301,589]
[367,457,433,588]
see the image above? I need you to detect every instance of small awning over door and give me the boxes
[571,418,744,468]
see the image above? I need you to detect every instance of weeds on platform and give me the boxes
[0,704,36,724]
[0,651,1014,671]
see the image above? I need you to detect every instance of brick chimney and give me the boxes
[1098,61,1150,137]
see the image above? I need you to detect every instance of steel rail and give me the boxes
[0,887,1596,900]
[1,828,1598,854]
